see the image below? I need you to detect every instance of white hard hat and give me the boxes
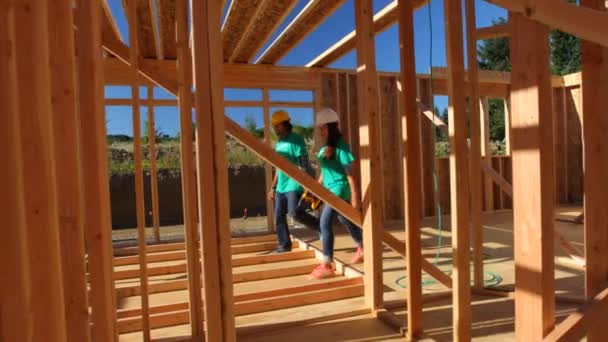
[315,108,340,126]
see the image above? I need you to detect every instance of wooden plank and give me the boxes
[191,1,236,340]
[114,250,185,266]
[509,12,556,341]
[121,0,158,58]
[397,0,423,337]
[504,97,512,154]
[118,283,365,334]
[354,0,384,310]
[256,0,346,64]
[544,287,608,341]
[156,0,177,59]
[102,0,123,42]
[105,98,178,106]
[0,4,32,340]
[14,1,67,340]
[176,1,202,338]
[48,1,90,340]
[418,79,435,217]
[306,0,429,68]
[262,89,274,232]
[465,0,484,290]
[115,250,315,280]
[147,86,161,243]
[379,76,403,220]
[552,89,568,204]
[565,86,584,202]
[474,23,509,40]
[117,275,361,319]
[486,0,608,47]
[222,0,264,61]
[77,1,118,339]
[230,0,298,63]
[581,1,608,341]
[114,242,185,256]
[444,0,472,339]
[127,0,151,339]
[480,97,494,211]
[234,284,364,316]
[118,309,194,334]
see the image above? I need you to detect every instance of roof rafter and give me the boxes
[306,0,428,68]
[121,0,160,58]
[230,0,298,64]
[156,0,176,59]
[222,0,264,62]
[102,0,123,43]
[255,0,347,65]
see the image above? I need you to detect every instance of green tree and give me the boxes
[477,18,511,72]
[550,0,581,75]
[243,115,264,138]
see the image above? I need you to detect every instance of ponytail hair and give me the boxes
[323,122,342,160]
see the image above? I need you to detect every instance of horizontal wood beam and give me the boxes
[116,277,363,319]
[475,23,509,40]
[117,282,364,333]
[486,0,608,47]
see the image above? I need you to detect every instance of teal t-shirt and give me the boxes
[317,138,355,200]
[274,132,307,193]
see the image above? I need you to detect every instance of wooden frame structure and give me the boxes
[3,0,608,341]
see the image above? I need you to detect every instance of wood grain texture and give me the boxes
[257,0,346,64]
[444,0,472,339]
[581,1,608,341]
[0,3,32,340]
[509,12,555,341]
[230,0,297,63]
[398,0,423,337]
[354,0,384,310]
[77,0,118,339]
[48,0,91,340]
[14,1,67,340]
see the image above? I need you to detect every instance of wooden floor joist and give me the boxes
[117,281,364,334]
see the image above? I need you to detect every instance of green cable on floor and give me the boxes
[392,0,503,291]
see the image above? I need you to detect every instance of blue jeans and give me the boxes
[319,202,363,261]
[274,191,320,250]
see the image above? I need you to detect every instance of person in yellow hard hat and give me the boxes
[268,110,319,253]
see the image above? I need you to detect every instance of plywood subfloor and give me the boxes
[118,206,586,341]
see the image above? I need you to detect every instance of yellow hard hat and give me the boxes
[271,110,290,126]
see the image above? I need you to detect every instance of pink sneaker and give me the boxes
[307,263,335,280]
[351,246,363,264]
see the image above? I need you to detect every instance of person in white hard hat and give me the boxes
[308,108,363,280]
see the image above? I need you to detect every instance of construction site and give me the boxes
[2,0,607,341]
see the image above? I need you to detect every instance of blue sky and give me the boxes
[105,0,506,137]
